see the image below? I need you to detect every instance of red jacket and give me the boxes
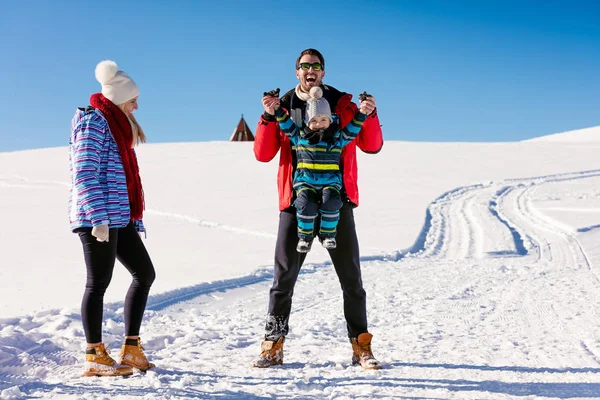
[254,86,383,211]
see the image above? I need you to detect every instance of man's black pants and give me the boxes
[265,202,368,340]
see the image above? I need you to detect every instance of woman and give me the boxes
[69,60,156,377]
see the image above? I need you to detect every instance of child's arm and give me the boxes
[274,107,300,140]
[340,93,375,146]
[340,110,368,146]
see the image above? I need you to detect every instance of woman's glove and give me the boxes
[91,223,109,242]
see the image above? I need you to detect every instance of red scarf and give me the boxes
[90,93,145,221]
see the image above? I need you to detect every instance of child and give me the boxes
[269,87,373,252]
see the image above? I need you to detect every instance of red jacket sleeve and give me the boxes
[254,114,281,162]
[336,94,383,154]
[357,111,383,153]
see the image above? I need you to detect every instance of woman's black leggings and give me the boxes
[76,221,156,343]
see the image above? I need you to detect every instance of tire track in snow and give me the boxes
[501,172,600,362]
[409,169,600,262]
[502,171,600,281]
[578,224,600,233]
[499,176,600,363]
[407,184,484,258]
[487,186,529,256]
[408,183,527,260]
[397,169,600,367]
[410,169,600,366]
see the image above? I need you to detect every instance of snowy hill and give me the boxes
[525,125,600,143]
[2,138,600,399]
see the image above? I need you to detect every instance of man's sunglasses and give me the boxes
[297,62,323,71]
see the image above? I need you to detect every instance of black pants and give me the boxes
[76,221,155,344]
[265,202,367,340]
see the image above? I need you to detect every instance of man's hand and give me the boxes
[359,92,376,115]
[91,223,109,242]
[262,88,281,115]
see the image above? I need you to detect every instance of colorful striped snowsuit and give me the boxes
[274,108,367,239]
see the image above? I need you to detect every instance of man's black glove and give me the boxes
[263,88,280,97]
[358,91,372,102]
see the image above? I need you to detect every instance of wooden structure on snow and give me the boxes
[230,115,254,141]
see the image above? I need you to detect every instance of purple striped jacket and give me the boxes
[69,107,144,232]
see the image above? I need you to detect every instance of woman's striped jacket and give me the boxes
[68,107,144,232]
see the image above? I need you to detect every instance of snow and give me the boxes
[2,129,600,399]
[524,125,600,143]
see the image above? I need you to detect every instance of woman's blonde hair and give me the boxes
[118,102,147,145]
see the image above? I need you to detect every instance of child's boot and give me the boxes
[118,338,156,371]
[296,238,312,253]
[322,237,337,249]
[83,343,133,377]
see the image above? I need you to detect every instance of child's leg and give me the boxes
[294,187,319,240]
[319,187,343,238]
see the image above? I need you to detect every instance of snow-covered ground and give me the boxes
[524,125,600,143]
[2,126,600,399]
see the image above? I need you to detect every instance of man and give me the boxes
[253,48,384,370]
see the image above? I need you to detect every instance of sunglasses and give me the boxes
[297,62,323,71]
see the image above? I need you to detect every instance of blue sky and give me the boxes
[1,0,599,151]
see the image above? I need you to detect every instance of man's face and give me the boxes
[296,54,325,92]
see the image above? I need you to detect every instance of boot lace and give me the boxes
[132,338,150,362]
[97,346,115,364]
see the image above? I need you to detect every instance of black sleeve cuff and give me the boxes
[262,112,276,122]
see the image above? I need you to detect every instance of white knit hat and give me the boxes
[95,60,139,105]
[304,87,332,125]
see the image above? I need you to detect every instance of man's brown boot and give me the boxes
[252,336,284,368]
[351,332,382,370]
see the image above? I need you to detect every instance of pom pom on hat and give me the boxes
[309,86,323,100]
[305,86,332,124]
[94,60,139,105]
[95,60,119,84]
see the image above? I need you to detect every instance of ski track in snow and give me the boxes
[0,176,69,189]
[3,171,600,398]
[0,175,276,239]
[144,210,276,239]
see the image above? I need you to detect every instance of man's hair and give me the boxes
[296,48,325,70]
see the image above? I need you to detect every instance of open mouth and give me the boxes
[306,75,317,84]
